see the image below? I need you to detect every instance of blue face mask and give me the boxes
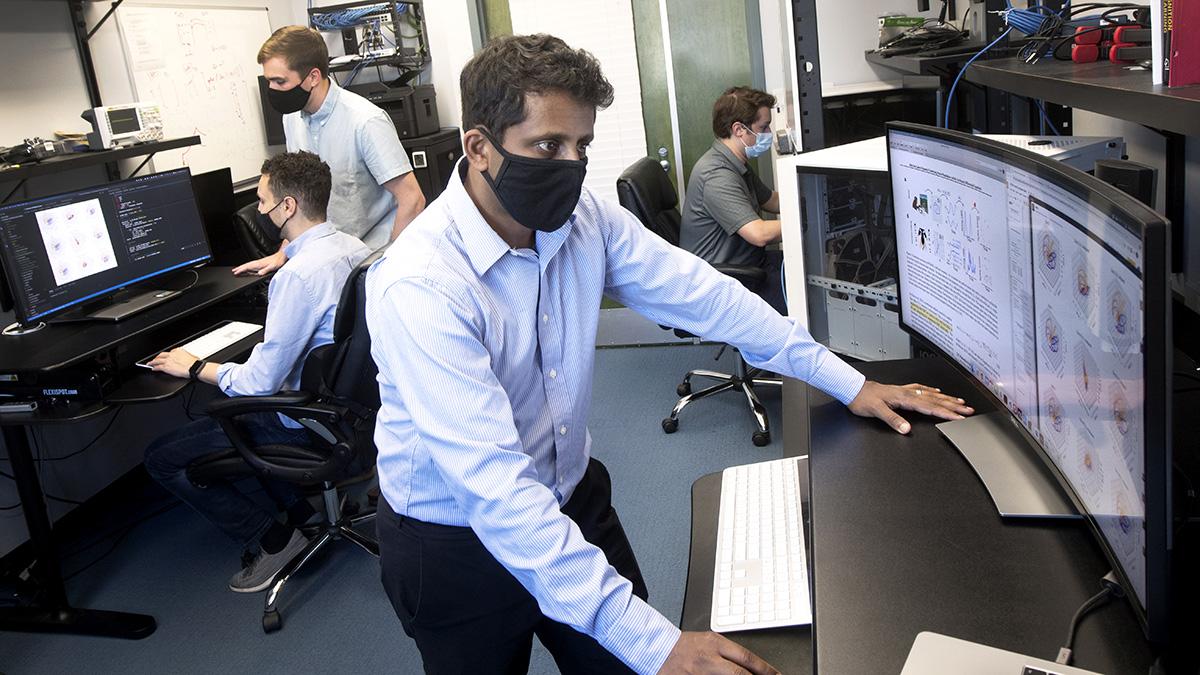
[740,126,774,158]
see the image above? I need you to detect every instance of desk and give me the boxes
[0,267,266,639]
[683,359,1154,674]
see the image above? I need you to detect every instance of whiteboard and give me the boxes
[117,4,274,183]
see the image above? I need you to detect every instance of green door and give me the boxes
[631,0,768,193]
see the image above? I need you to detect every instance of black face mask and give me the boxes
[256,198,289,244]
[267,81,312,115]
[479,129,587,233]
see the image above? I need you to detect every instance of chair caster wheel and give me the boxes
[676,382,691,396]
[262,610,282,633]
[662,418,679,434]
[752,431,770,447]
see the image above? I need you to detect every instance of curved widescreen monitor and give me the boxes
[886,122,1171,642]
[0,168,211,325]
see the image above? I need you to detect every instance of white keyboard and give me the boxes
[711,456,812,632]
[136,321,262,368]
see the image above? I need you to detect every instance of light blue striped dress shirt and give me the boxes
[217,223,370,426]
[283,80,414,251]
[365,163,866,674]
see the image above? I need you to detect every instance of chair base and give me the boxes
[661,356,781,447]
[261,488,378,634]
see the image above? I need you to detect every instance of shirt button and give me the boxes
[559,425,568,436]
[542,314,549,323]
[548,369,557,379]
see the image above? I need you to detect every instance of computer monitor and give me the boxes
[886,122,1171,643]
[191,167,243,266]
[0,168,212,326]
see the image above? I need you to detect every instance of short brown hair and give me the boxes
[712,86,776,138]
[257,26,329,79]
[260,151,331,221]
[460,34,614,140]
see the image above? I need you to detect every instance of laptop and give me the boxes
[901,632,1103,675]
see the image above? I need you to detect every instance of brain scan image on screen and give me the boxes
[1042,311,1065,374]
[1038,231,1062,291]
[1072,253,1097,330]
[34,198,118,286]
[1041,388,1069,459]
[1106,284,1135,358]
[1073,342,1102,418]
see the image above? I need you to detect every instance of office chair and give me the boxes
[232,202,283,261]
[186,250,384,633]
[616,157,782,447]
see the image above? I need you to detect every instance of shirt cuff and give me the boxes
[804,351,866,405]
[597,597,681,675]
[214,361,238,396]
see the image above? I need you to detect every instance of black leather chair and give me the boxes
[233,202,283,262]
[187,250,384,633]
[616,157,782,447]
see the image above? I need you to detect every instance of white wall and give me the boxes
[816,0,939,96]
[422,0,479,128]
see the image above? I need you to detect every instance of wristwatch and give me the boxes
[188,359,208,382]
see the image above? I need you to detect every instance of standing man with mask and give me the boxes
[365,34,973,674]
[235,25,425,276]
[680,87,786,314]
[145,151,370,591]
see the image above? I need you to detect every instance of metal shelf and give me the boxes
[965,58,1200,137]
[0,136,202,183]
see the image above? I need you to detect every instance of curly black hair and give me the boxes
[260,151,331,221]
[460,34,615,140]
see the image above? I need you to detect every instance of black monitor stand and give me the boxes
[48,268,199,325]
[935,411,1080,519]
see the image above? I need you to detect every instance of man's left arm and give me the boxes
[600,197,971,432]
[384,172,426,240]
[150,272,320,396]
[761,191,780,214]
[358,114,425,240]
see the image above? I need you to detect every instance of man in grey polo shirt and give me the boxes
[236,26,426,275]
[680,86,785,313]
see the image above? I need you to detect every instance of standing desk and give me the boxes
[0,267,267,639]
[682,358,1155,674]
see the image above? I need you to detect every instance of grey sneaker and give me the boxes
[228,530,309,593]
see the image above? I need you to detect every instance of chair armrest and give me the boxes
[206,392,315,418]
[712,264,766,291]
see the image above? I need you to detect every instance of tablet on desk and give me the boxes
[136,320,263,369]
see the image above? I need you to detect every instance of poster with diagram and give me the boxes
[35,199,119,286]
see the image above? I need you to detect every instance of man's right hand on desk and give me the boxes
[847,380,974,434]
[658,631,780,675]
[232,248,287,276]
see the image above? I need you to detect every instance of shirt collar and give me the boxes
[284,222,334,258]
[445,159,577,277]
[304,79,340,125]
[712,139,750,175]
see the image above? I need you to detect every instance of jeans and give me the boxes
[144,412,309,549]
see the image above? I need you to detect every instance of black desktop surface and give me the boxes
[682,360,1157,674]
[807,357,1154,674]
[0,267,265,373]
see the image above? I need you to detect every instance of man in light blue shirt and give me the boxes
[235,26,425,276]
[146,151,370,593]
[367,35,973,675]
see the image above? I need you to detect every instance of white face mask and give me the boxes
[739,125,774,158]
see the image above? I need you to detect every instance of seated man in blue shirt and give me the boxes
[145,151,371,593]
[366,34,973,675]
[234,25,425,276]
[680,86,786,314]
